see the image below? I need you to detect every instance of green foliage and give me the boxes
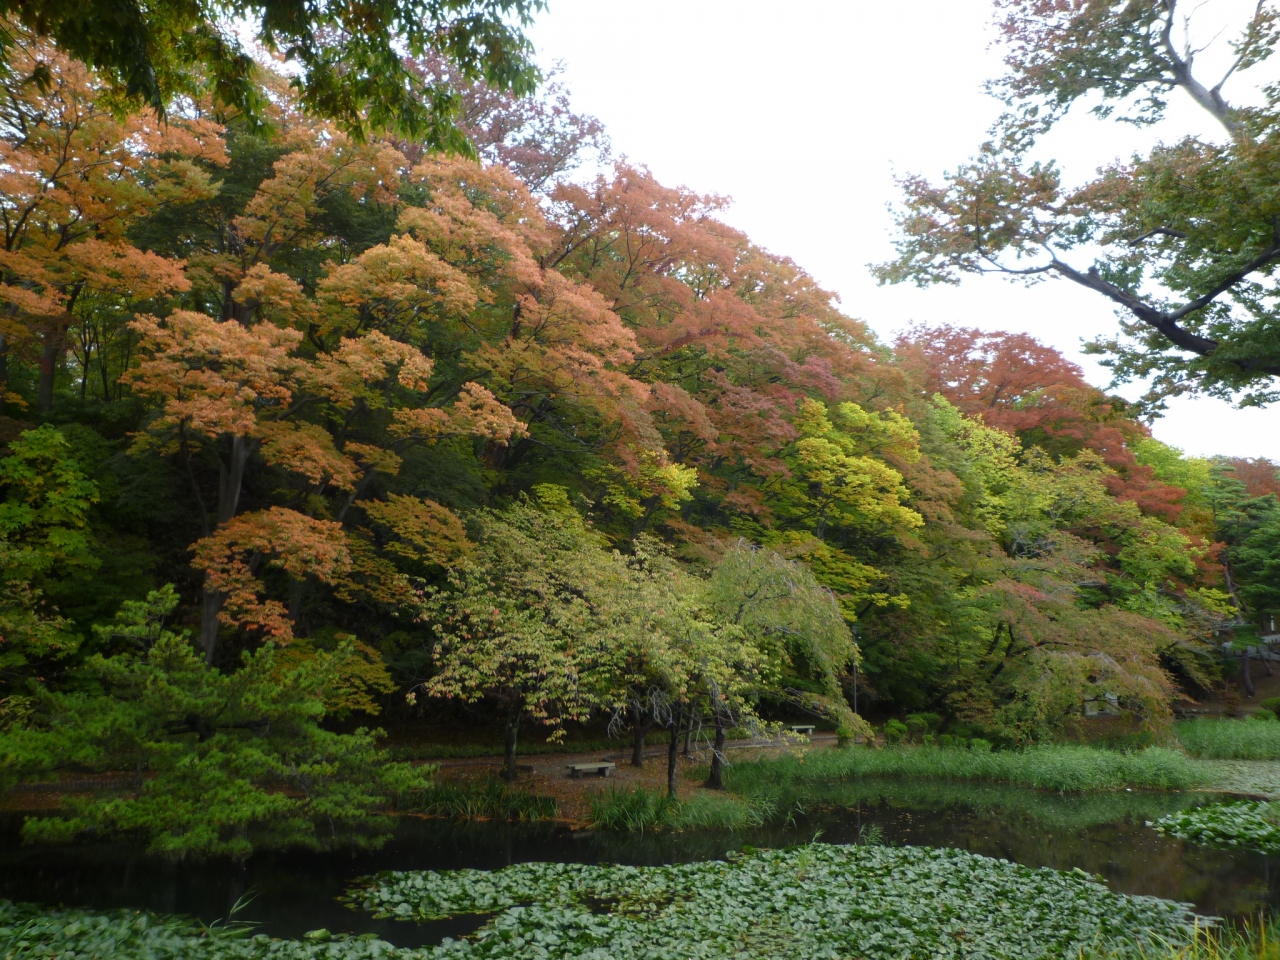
[1153,800,1280,855]
[586,787,772,833]
[0,0,541,143]
[409,777,558,821]
[349,844,1200,958]
[1176,719,1280,760]
[6,587,430,857]
[723,745,1205,794]
[0,426,100,686]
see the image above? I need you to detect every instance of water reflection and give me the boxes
[0,781,1276,947]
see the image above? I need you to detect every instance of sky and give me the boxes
[527,0,1280,461]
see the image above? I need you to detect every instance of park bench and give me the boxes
[566,761,616,778]
[788,725,816,736]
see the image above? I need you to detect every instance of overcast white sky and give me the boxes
[527,0,1280,461]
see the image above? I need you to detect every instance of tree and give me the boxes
[0,426,97,690]
[0,24,225,412]
[0,1,541,143]
[707,542,871,754]
[4,586,428,858]
[414,489,636,780]
[877,0,1280,409]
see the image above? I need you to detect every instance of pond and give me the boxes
[1,779,1276,947]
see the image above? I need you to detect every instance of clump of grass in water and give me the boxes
[723,744,1205,793]
[1176,719,1280,760]
[411,777,558,821]
[587,787,772,832]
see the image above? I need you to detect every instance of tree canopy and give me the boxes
[877,0,1280,411]
[1,23,1278,856]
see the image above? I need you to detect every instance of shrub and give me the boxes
[970,738,993,753]
[1176,718,1280,759]
[1251,709,1277,722]
[882,719,908,744]
[937,733,955,748]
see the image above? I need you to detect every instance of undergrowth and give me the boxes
[723,744,1205,794]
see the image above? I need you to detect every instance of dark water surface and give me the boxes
[1,781,1276,947]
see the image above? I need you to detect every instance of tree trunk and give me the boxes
[666,706,682,799]
[37,335,60,414]
[502,712,520,782]
[630,701,648,768]
[705,711,727,790]
[683,715,694,757]
[200,434,256,662]
[0,333,8,413]
[1242,650,1256,698]
[1263,649,1275,678]
[200,578,224,664]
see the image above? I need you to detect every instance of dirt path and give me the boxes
[431,733,837,820]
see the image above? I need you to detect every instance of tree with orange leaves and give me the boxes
[0,21,224,413]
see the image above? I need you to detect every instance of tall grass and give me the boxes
[1176,719,1280,760]
[723,744,1206,794]
[410,777,558,821]
[1084,917,1280,959]
[587,787,773,832]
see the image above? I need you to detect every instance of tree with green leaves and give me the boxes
[5,585,428,858]
[878,0,1280,410]
[0,2,541,143]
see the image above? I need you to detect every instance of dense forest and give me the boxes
[2,14,1280,857]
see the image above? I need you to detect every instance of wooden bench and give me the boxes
[788,725,816,736]
[566,761,616,778]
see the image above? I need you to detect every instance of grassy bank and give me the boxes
[586,786,773,832]
[408,777,558,821]
[723,744,1206,794]
[1177,720,1280,760]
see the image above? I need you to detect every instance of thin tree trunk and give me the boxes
[705,710,727,790]
[666,706,682,799]
[1262,648,1275,678]
[630,701,648,768]
[0,332,8,413]
[200,578,224,664]
[200,434,256,661]
[502,712,520,782]
[1242,650,1256,698]
[683,712,694,757]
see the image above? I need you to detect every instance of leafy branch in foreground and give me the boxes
[877,0,1280,410]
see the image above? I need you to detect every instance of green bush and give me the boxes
[1251,709,1278,722]
[1176,718,1280,759]
[970,738,994,753]
[882,718,908,744]
[937,733,956,748]
[1261,696,1280,715]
